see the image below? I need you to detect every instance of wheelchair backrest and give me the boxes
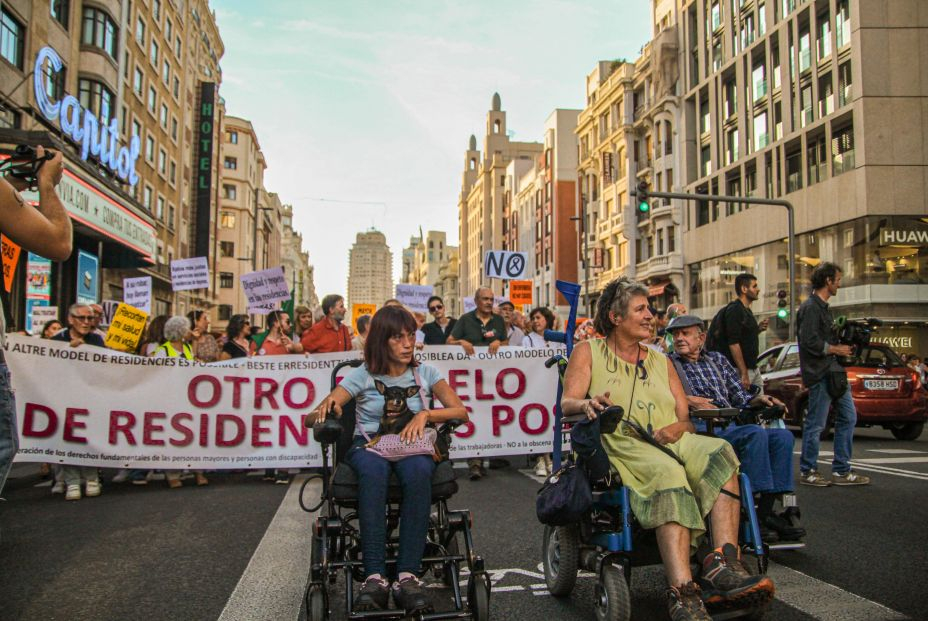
[330,359,363,463]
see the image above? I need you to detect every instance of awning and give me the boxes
[648,282,668,297]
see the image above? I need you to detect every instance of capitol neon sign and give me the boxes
[33,46,140,186]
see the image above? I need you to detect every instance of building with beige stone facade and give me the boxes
[434,246,461,318]
[0,0,225,331]
[677,0,928,355]
[347,229,393,308]
[458,93,543,298]
[281,203,318,310]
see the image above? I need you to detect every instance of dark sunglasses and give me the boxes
[428,304,443,311]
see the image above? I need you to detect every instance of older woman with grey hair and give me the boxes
[153,315,207,486]
[560,277,774,620]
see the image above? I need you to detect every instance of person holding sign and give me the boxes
[52,304,106,348]
[255,310,303,356]
[302,294,351,353]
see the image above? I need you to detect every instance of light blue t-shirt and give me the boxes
[339,362,443,435]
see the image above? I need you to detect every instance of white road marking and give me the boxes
[866,449,927,455]
[218,475,315,621]
[853,457,928,464]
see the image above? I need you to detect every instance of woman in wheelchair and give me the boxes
[560,277,775,621]
[310,305,468,614]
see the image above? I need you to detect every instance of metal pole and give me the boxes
[631,189,797,341]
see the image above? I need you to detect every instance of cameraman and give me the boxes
[0,146,72,503]
[797,262,870,487]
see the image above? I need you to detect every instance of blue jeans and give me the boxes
[346,438,436,577]
[800,379,857,475]
[718,424,794,494]
[0,365,18,498]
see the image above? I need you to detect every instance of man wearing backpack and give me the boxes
[708,273,769,391]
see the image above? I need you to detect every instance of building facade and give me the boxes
[678,0,928,354]
[280,203,318,310]
[458,93,543,298]
[434,245,461,318]
[347,229,393,308]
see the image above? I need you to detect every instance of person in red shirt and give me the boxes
[255,310,303,356]
[301,294,351,353]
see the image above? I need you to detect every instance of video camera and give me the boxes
[0,145,55,189]
[833,316,882,351]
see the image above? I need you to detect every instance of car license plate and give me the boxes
[863,379,898,391]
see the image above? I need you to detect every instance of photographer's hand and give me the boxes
[35,147,64,189]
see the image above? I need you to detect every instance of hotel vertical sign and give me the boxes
[195,82,216,258]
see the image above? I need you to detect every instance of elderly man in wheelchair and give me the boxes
[559,278,775,621]
[306,305,486,619]
[666,314,805,545]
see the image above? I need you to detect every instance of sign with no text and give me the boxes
[509,280,532,306]
[484,250,527,280]
[104,303,149,353]
[1,235,22,293]
[352,304,377,333]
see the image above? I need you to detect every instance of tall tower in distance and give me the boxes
[347,229,394,309]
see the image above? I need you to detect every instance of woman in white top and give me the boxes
[524,306,556,475]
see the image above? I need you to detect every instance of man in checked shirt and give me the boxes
[667,315,805,544]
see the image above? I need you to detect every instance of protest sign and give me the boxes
[462,295,508,314]
[484,250,527,280]
[170,257,210,291]
[7,338,565,469]
[100,300,120,331]
[104,303,149,353]
[26,253,52,300]
[124,276,152,314]
[29,305,58,335]
[352,303,377,333]
[2,234,22,293]
[241,266,290,308]
[509,280,532,306]
[394,284,433,313]
[76,250,99,304]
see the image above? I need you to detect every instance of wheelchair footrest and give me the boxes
[767,541,806,551]
[348,610,473,620]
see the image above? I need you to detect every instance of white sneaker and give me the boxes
[534,459,548,477]
[85,480,102,497]
[51,481,66,494]
[65,484,81,501]
[111,469,130,483]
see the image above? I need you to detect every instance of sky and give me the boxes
[214,0,651,298]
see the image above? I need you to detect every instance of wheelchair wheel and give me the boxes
[543,524,580,596]
[467,571,491,621]
[305,583,328,621]
[595,564,630,621]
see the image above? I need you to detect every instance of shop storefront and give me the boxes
[688,215,928,355]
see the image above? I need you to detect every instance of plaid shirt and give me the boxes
[670,349,753,409]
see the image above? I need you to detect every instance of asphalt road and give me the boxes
[1,426,926,621]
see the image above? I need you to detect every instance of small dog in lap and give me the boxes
[367,380,419,445]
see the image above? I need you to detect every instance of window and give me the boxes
[135,17,145,45]
[168,204,175,228]
[799,84,813,127]
[169,160,176,185]
[152,0,161,21]
[218,305,233,321]
[78,78,115,121]
[753,111,768,150]
[758,2,766,35]
[724,80,737,117]
[133,67,143,94]
[807,136,826,185]
[132,119,141,140]
[799,29,811,73]
[817,13,831,60]
[710,2,721,31]
[838,61,852,107]
[159,103,168,127]
[40,58,66,102]
[832,124,855,176]
[158,149,166,174]
[172,76,179,98]
[162,60,170,84]
[726,128,739,165]
[223,184,237,200]
[156,196,164,219]
[221,211,236,228]
[772,51,781,90]
[145,135,154,161]
[701,145,712,177]
[51,0,69,29]
[836,0,850,48]
[220,272,234,288]
[165,19,172,41]
[786,149,802,192]
[1,8,25,69]
[143,186,153,211]
[148,86,156,112]
[150,40,159,65]
[818,74,834,117]
[81,7,118,59]
[220,241,235,258]
[773,101,783,140]
[170,117,178,141]
[224,157,238,170]
[175,36,182,57]
[1,102,20,129]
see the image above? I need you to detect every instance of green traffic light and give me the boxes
[638,201,650,213]
[777,308,789,320]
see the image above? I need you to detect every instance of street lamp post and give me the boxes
[631,188,797,340]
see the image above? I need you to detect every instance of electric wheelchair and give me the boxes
[303,359,491,620]
[539,354,773,621]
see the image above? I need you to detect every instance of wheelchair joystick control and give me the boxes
[313,417,343,445]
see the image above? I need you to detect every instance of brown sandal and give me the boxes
[168,478,183,489]
[195,473,209,486]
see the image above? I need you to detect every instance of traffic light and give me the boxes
[776,289,789,320]
[636,181,650,214]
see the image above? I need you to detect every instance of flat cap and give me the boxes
[666,314,705,332]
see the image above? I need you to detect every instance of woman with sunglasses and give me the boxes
[310,305,467,615]
[420,296,456,345]
[219,314,253,360]
[560,277,773,621]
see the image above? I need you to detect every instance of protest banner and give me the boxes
[123,276,152,314]
[2,234,22,293]
[241,266,290,309]
[170,257,210,291]
[509,280,532,307]
[29,305,58,335]
[7,338,566,469]
[394,284,433,313]
[352,303,377,332]
[484,250,527,280]
[104,303,149,353]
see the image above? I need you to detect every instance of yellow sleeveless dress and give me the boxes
[588,339,739,546]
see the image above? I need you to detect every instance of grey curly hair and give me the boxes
[163,315,191,342]
[593,277,650,336]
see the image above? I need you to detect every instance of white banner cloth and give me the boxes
[6,337,567,469]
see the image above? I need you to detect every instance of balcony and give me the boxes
[637,252,684,280]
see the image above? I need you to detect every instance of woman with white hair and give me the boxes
[153,315,207,486]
